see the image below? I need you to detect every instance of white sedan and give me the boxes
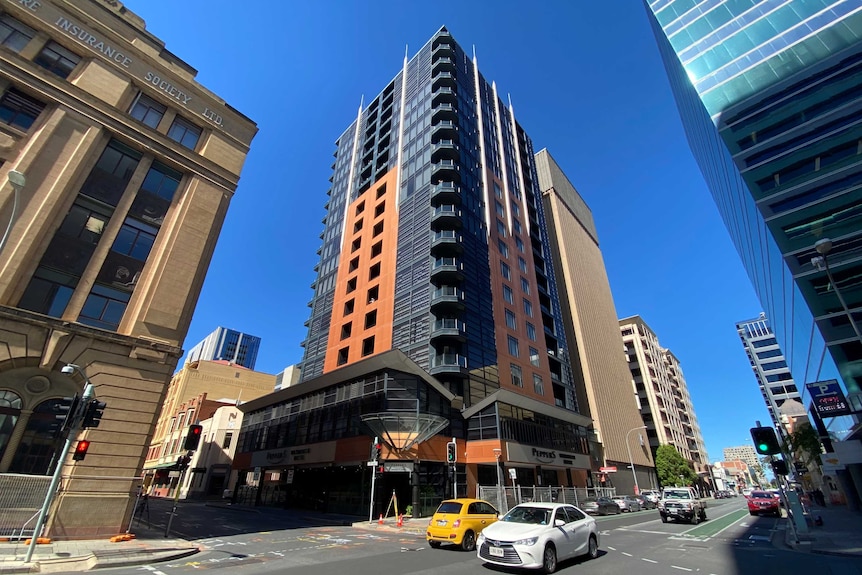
[477,502,599,573]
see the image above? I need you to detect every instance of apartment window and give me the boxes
[496,219,506,237]
[346,277,357,293]
[343,299,355,315]
[513,219,522,234]
[376,183,386,198]
[0,87,45,131]
[507,335,519,357]
[495,200,504,217]
[354,218,364,233]
[340,322,352,340]
[367,285,379,303]
[349,256,359,272]
[337,347,349,365]
[511,364,523,387]
[529,347,540,367]
[498,239,508,257]
[505,309,516,329]
[352,238,361,252]
[503,285,514,304]
[112,218,157,261]
[374,201,385,217]
[362,336,375,356]
[34,41,81,79]
[168,417,176,432]
[510,200,520,217]
[372,221,384,237]
[0,14,35,52]
[533,374,544,395]
[167,116,202,150]
[527,322,536,341]
[222,432,233,449]
[78,283,131,330]
[501,261,511,280]
[371,241,383,258]
[365,310,377,328]
[518,256,527,273]
[515,236,524,252]
[520,277,530,294]
[369,262,381,280]
[355,201,366,214]
[494,182,503,199]
[130,162,182,225]
[523,299,533,317]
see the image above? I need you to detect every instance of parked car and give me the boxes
[581,496,622,516]
[640,490,661,504]
[747,490,780,517]
[426,498,498,551]
[612,495,642,512]
[635,494,656,510]
[477,502,599,573]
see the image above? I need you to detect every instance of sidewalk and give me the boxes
[783,503,862,558]
[0,520,199,574]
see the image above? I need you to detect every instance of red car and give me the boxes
[747,490,780,516]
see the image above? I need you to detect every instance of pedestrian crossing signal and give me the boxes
[446,441,457,463]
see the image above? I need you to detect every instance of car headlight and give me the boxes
[512,537,538,546]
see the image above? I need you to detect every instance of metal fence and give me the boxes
[0,474,52,539]
[477,485,617,514]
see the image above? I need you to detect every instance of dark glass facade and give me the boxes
[646,1,861,444]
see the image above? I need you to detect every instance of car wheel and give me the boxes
[587,534,599,560]
[701,509,707,521]
[749,511,757,516]
[461,530,476,552]
[542,544,557,574]
[691,512,699,525]
[428,540,441,548]
[660,514,668,523]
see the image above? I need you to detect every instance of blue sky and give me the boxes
[127,1,767,461]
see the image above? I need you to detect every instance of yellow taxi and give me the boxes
[426,498,499,551]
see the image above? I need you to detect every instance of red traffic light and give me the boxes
[73,439,90,461]
[183,424,203,450]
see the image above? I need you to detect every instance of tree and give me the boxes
[786,423,823,466]
[655,445,697,487]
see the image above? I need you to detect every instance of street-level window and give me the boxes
[167,115,202,150]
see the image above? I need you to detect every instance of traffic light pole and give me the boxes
[165,464,188,537]
[368,436,378,523]
[24,382,93,564]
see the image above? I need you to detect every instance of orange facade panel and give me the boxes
[323,169,399,372]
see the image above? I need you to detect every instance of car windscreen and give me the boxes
[436,502,463,514]
[750,492,772,499]
[502,506,551,525]
[663,490,691,499]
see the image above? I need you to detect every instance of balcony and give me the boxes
[432,56,456,74]
[431,139,459,162]
[430,257,463,282]
[432,103,457,123]
[431,318,467,342]
[429,352,468,376]
[431,230,463,254]
[431,159,460,183]
[432,119,457,141]
[432,70,456,89]
[432,41,454,58]
[430,286,465,310]
[431,204,462,228]
[432,86,457,106]
[430,181,460,205]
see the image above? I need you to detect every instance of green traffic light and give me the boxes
[758,443,768,452]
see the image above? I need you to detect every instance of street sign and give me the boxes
[286,469,295,484]
[508,468,517,480]
[384,461,414,473]
[806,380,852,417]
[599,466,617,473]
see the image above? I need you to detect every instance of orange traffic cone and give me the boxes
[396,514,403,527]
[378,514,384,525]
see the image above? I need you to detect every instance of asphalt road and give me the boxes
[102,497,861,575]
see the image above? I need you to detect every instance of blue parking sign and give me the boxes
[806,380,852,417]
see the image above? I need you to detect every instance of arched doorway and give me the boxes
[9,399,67,475]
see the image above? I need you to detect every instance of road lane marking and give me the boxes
[607,546,616,550]
[641,558,657,563]
[616,528,674,535]
[622,552,632,557]
[671,566,692,571]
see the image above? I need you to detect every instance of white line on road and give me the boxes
[622,552,632,557]
[140,566,168,575]
[671,566,692,572]
[641,558,657,563]
[617,528,675,535]
[607,546,616,551]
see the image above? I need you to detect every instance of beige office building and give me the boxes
[536,150,655,494]
[620,316,710,478]
[0,0,256,538]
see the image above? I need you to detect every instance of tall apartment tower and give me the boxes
[723,445,762,474]
[644,1,861,501]
[620,316,709,478]
[186,326,261,369]
[0,0,256,537]
[736,314,803,436]
[298,27,579,415]
[535,149,654,493]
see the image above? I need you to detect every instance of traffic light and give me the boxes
[370,437,382,462]
[446,441,457,464]
[750,426,781,455]
[183,424,203,450]
[72,439,90,461]
[771,459,788,476]
[175,454,191,470]
[50,395,79,438]
[81,399,107,429]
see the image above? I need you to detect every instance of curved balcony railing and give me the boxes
[429,353,468,376]
[431,318,467,341]
[430,181,460,205]
[430,286,464,309]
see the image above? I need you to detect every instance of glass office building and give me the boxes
[186,327,262,370]
[644,0,861,504]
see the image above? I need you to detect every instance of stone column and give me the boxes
[0,410,32,472]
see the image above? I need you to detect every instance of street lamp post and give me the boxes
[626,425,647,495]
[0,170,26,254]
[493,448,504,513]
